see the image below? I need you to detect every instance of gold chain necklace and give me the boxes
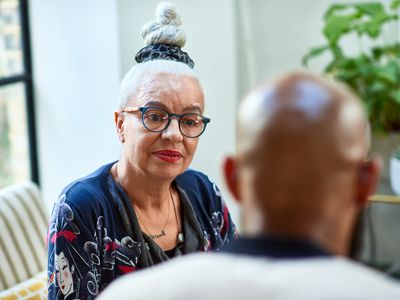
[135,194,171,240]
[116,163,171,240]
[115,163,184,243]
[171,189,184,244]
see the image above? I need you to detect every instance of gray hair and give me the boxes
[119,60,202,108]
[119,2,202,108]
[142,2,186,47]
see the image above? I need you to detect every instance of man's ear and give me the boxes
[115,111,125,143]
[223,156,241,203]
[357,156,382,207]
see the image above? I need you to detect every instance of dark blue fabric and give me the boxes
[47,162,236,299]
[223,236,330,259]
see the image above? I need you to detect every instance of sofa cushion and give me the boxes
[0,270,47,300]
[0,182,49,291]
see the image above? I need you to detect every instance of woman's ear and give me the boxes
[223,156,241,203]
[115,111,125,143]
[356,156,382,207]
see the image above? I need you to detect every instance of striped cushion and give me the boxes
[0,270,47,300]
[0,182,49,291]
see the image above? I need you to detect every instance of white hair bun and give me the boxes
[141,2,186,47]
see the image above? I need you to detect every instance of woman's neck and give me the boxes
[112,160,173,211]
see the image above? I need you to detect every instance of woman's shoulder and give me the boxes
[176,169,223,205]
[177,169,238,248]
[177,168,215,188]
[58,162,114,210]
[50,163,116,231]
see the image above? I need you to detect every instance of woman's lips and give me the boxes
[153,150,183,162]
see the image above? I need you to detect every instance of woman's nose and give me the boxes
[162,119,183,142]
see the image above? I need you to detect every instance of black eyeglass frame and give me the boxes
[121,106,211,138]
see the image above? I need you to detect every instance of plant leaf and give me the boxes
[391,0,400,10]
[391,89,400,105]
[353,3,397,38]
[302,45,329,66]
[355,20,383,38]
[375,61,399,83]
[355,3,385,16]
[368,81,386,94]
[323,13,359,44]
[323,4,351,20]
[302,1,400,132]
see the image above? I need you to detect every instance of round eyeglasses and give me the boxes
[121,106,211,138]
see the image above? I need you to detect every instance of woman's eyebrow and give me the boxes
[182,104,202,113]
[142,100,167,109]
[143,101,202,113]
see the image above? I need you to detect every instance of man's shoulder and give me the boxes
[99,254,400,300]
[325,258,400,289]
[163,255,400,299]
[270,257,400,299]
[98,253,233,299]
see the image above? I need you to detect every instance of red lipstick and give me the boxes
[153,150,183,162]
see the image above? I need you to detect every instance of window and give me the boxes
[0,0,38,187]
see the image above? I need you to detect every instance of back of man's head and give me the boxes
[224,70,380,256]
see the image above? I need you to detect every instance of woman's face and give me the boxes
[118,72,205,180]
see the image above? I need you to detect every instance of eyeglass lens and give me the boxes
[142,107,205,137]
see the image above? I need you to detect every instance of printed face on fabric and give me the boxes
[48,195,98,299]
[120,72,205,180]
[48,196,143,299]
[55,251,75,297]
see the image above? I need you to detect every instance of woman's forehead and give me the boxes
[140,72,202,92]
[141,99,203,114]
[131,72,204,109]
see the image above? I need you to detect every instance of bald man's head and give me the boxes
[238,71,368,165]
[225,70,380,256]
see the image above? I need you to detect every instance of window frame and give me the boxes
[0,0,39,185]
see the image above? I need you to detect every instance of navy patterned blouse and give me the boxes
[47,162,237,299]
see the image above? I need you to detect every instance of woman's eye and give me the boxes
[147,113,164,122]
[182,117,198,127]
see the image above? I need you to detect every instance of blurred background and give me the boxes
[0,0,399,271]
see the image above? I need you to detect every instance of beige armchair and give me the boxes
[0,182,49,299]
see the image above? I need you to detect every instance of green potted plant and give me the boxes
[303,0,400,185]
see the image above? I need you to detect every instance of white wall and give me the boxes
[30,0,121,211]
[237,0,347,97]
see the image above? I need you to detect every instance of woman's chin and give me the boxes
[155,165,187,180]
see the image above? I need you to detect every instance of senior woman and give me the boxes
[47,2,236,299]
